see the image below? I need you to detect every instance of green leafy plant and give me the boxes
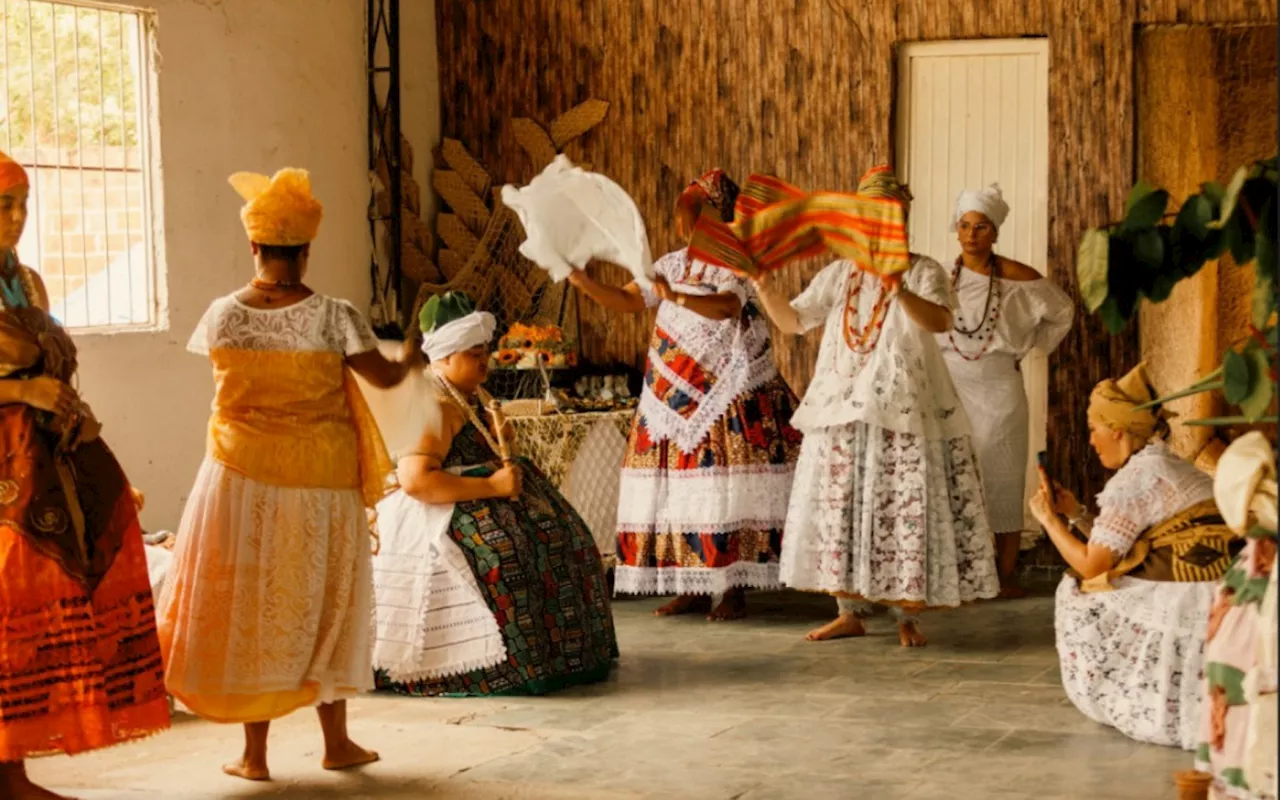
[1076,157,1278,427]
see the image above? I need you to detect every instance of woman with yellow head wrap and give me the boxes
[749,166,999,648]
[155,168,421,782]
[1030,363,1237,749]
[0,150,170,797]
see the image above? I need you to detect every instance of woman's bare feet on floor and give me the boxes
[654,595,711,616]
[222,759,270,782]
[708,589,747,621]
[805,613,866,641]
[0,763,79,800]
[322,739,381,771]
[898,619,928,648]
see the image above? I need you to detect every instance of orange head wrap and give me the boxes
[0,151,30,195]
[228,168,323,246]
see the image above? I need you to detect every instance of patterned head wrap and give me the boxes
[952,184,1010,231]
[675,169,740,237]
[228,168,323,246]
[0,150,29,195]
[856,165,912,212]
[1088,363,1162,440]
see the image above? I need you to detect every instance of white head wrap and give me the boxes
[951,183,1010,231]
[421,311,497,363]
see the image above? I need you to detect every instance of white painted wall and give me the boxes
[72,0,438,531]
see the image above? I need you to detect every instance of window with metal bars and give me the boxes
[1,0,162,331]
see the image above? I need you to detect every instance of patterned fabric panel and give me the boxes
[377,422,617,697]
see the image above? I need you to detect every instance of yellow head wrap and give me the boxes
[228,168,323,246]
[1088,362,1161,440]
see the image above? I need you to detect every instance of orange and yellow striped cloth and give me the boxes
[688,166,911,280]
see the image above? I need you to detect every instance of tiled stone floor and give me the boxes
[37,582,1190,799]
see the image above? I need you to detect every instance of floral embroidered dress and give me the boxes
[0,261,169,759]
[373,398,618,697]
[779,256,998,608]
[1195,537,1277,797]
[937,267,1073,541]
[614,248,802,596]
[158,293,393,723]
[1055,442,1225,749]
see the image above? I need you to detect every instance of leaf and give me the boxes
[1131,228,1167,274]
[1098,296,1129,334]
[1201,181,1226,208]
[1226,212,1257,266]
[1208,166,1249,230]
[1254,269,1276,330]
[1239,346,1276,421]
[1223,348,1252,404]
[1125,181,1158,214]
[1175,193,1214,240]
[1076,228,1111,313]
[1123,186,1170,233]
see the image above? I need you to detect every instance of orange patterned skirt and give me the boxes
[0,406,170,760]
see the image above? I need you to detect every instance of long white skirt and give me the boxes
[946,353,1030,538]
[1055,574,1215,750]
[779,421,999,607]
[157,458,375,721]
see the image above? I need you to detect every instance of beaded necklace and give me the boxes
[429,368,504,457]
[947,253,1003,362]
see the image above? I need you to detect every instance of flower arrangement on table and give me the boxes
[489,322,579,370]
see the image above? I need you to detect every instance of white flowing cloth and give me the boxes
[370,489,507,683]
[502,154,654,287]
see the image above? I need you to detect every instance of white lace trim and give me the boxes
[613,562,781,596]
[637,249,780,453]
[189,293,379,355]
[615,465,794,529]
[1090,442,1216,557]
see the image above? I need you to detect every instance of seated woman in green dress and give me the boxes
[370,293,618,696]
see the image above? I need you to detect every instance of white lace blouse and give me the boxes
[1090,441,1216,556]
[188,293,379,356]
[789,255,971,440]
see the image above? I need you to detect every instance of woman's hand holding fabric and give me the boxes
[23,375,77,417]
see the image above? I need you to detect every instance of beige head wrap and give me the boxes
[228,168,323,246]
[1087,363,1162,440]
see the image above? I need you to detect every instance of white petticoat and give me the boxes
[1055,574,1214,750]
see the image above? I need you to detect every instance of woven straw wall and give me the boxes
[434,0,1277,502]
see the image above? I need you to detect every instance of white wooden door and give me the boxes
[895,38,1051,536]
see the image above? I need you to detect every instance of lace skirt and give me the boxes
[157,458,375,723]
[1055,575,1214,750]
[615,375,801,596]
[778,421,998,608]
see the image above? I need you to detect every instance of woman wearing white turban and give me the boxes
[369,293,618,699]
[938,184,1075,598]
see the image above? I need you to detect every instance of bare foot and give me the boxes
[898,619,928,648]
[997,582,1029,600]
[805,613,866,642]
[323,739,381,771]
[222,759,270,782]
[654,595,710,617]
[708,589,747,621]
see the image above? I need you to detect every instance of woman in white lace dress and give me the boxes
[1031,364,1237,749]
[939,185,1074,598]
[751,167,999,647]
[158,169,419,781]
[567,170,802,621]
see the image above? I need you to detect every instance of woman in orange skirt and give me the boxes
[0,153,169,799]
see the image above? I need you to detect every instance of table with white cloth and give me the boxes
[507,409,634,567]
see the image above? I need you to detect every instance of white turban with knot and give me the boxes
[951,183,1010,231]
[420,311,497,363]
